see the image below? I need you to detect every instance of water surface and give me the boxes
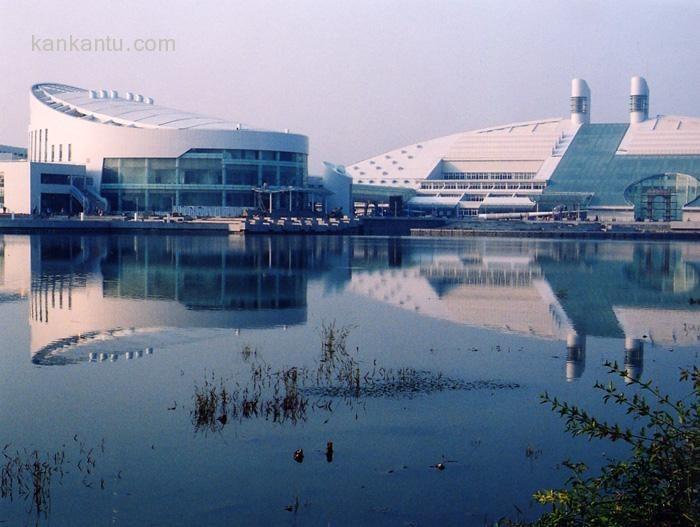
[0,234,697,525]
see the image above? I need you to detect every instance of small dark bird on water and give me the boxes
[326,441,334,463]
[436,463,445,471]
[294,449,304,463]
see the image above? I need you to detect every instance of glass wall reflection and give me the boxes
[18,235,349,364]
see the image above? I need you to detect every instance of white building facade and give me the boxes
[25,83,310,214]
[348,77,700,221]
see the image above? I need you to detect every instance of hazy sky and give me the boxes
[1,0,699,172]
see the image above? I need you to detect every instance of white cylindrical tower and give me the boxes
[630,76,649,124]
[570,78,591,125]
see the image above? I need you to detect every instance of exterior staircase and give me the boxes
[70,180,109,213]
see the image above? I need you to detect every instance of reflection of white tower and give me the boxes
[565,332,586,381]
[630,76,649,124]
[624,337,644,384]
[570,78,591,125]
[0,235,31,297]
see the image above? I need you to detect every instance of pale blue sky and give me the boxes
[1,0,699,172]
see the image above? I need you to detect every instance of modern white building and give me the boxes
[348,76,700,221]
[2,161,86,214]
[3,82,317,215]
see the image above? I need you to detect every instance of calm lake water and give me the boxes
[0,234,698,526]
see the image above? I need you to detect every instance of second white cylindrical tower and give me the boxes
[630,76,649,124]
[570,78,591,125]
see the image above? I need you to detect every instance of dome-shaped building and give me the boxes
[11,82,309,214]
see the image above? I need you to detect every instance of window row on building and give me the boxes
[440,172,536,181]
[100,189,258,212]
[420,181,545,190]
[183,148,305,163]
[102,149,307,187]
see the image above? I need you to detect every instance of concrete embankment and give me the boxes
[5,216,697,239]
[359,217,447,236]
[411,220,700,240]
[0,215,361,235]
[0,217,239,234]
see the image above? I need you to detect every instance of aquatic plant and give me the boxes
[191,366,311,430]
[0,437,106,519]
[1,448,58,515]
[189,324,520,432]
[316,321,358,392]
[192,375,223,432]
[502,362,699,526]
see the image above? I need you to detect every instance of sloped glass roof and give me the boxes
[545,124,700,207]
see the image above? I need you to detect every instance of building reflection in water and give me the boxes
[0,235,698,375]
[565,333,586,382]
[346,238,700,382]
[624,337,644,384]
[0,235,30,302]
[18,235,349,364]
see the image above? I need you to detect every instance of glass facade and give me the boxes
[545,124,700,207]
[625,173,700,221]
[100,148,307,213]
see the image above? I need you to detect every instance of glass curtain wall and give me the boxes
[100,149,307,213]
[625,173,700,221]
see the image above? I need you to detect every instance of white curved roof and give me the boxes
[346,133,461,189]
[346,117,578,188]
[31,83,276,132]
[616,115,700,155]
